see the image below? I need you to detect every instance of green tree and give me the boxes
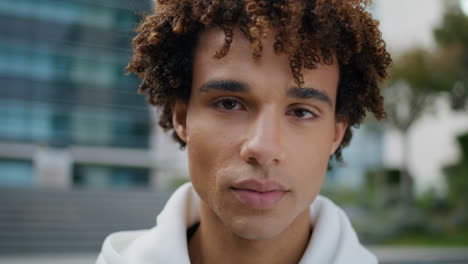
[434,6,468,110]
[443,133,468,228]
[386,49,453,207]
[385,7,468,207]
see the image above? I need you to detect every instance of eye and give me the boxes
[214,98,244,111]
[287,108,318,120]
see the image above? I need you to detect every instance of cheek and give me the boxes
[285,124,334,192]
[287,149,329,213]
[287,123,335,162]
[185,111,241,199]
[289,151,328,191]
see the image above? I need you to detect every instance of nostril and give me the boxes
[247,156,256,163]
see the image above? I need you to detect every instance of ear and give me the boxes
[330,121,348,155]
[172,100,188,143]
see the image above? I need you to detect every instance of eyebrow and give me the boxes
[199,79,332,107]
[287,87,332,107]
[199,80,249,93]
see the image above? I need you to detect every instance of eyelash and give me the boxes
[212,98,319,120]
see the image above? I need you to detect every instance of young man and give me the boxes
[97,0,391,263]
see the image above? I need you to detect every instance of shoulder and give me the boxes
[96,229,149,264]
[301,195,378,264]
[95,183,199,264]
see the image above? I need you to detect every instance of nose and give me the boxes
[240,108,285,167]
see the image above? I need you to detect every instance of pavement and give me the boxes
[0,253,96,264]
[0,247,467,264]
[369,247,468,264]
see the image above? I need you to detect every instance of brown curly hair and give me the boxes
[127,0,392,165]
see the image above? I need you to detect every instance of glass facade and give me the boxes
[0,0,152,187]
[73,164,150,188]
[0,159,34,187]
[0,0,150,148]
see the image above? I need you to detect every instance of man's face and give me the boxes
[173,28,346,240]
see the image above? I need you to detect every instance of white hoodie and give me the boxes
[96,183,377,264]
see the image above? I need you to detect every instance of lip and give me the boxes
[230,179,289,210]
[231,179,289,192]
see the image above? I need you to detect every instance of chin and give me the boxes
[227,215,292,240]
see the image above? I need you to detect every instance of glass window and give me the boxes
[71,107,112,146]
[73,164,150,188]
[0,100,53,142]
[0,0,151,149]
[29,102,52,141]
[0,159,34,187]
[115,10,138,32]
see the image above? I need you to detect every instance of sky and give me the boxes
[377,0,444,55]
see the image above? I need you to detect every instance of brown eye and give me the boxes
[294,109,310,118]
[287,108,317,119]
[215,98,243,111]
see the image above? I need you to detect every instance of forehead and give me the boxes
[194,27,291,77]
[192,27,340,103]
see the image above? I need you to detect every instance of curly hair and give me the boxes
[127,0,392,165]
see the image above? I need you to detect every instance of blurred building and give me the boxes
[325,124,385,190]
[0,0,155,189]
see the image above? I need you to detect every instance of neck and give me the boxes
[188,202,311,264]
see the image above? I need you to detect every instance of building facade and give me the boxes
[0,0,154,188]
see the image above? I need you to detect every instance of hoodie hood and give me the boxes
[96,183,377,264]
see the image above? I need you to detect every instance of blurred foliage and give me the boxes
[349,133,468,245]
[348,165,468,245]
[435,7,468,48]
[356,133,468,245]
[325,6,468,246]
[444,133,468,206]
[434,7,468,110]
[384,6,468,210]
[443,133,468,229]
[383,227,468,246]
